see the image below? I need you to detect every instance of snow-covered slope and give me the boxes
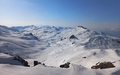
[0,25,46,58]
[0,52,120,75]
[0,25,120,75]
[85,35,120,49]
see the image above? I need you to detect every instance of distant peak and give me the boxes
[27,25,37,29]
[30,25,35,26]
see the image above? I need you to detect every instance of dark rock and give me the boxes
[91,62,115,69]
[34,61,41,66]
[83,57,86,58]
[60,62,70,68]
[42,63,47,67]
[34,61,38,66]
[72,42,74,44]
[13,55,30,67]
[69,35,78,40]
[43,63,45,65]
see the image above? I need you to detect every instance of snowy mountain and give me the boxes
[85,35,120,49]
[11,25,37,31]
[0,25,120,75]
[16,25,120,49]
[0,25,16,36]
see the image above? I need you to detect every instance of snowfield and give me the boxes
[0,25,120,75]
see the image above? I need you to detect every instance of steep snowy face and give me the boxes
[59,26,89,37]
[85,35,120,49]
[55,26,99,46]
[65,26,98,38]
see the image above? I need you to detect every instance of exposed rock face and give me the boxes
[60,62,70,68]
[69,35,78,40]
[34,61,41,66]
[69,35,79,44]
[91,62,115,69]
[34,61,39,66]
[13,55,30,67]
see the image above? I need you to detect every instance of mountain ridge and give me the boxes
[0,25,120,75]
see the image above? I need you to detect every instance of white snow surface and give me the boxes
[0,25,120,75]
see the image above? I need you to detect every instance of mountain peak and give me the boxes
[77,26,87,29]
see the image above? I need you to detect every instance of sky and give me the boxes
[0,0,120,29]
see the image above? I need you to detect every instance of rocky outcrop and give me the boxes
[69,35,78,40]
[91,62,115,69]
[34,61,41,66]
[60,62,70,68]
[13,55,30,67]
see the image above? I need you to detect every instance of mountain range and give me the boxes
[0,25,120,75]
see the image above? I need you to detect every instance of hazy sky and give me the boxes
[0,0,120,29]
